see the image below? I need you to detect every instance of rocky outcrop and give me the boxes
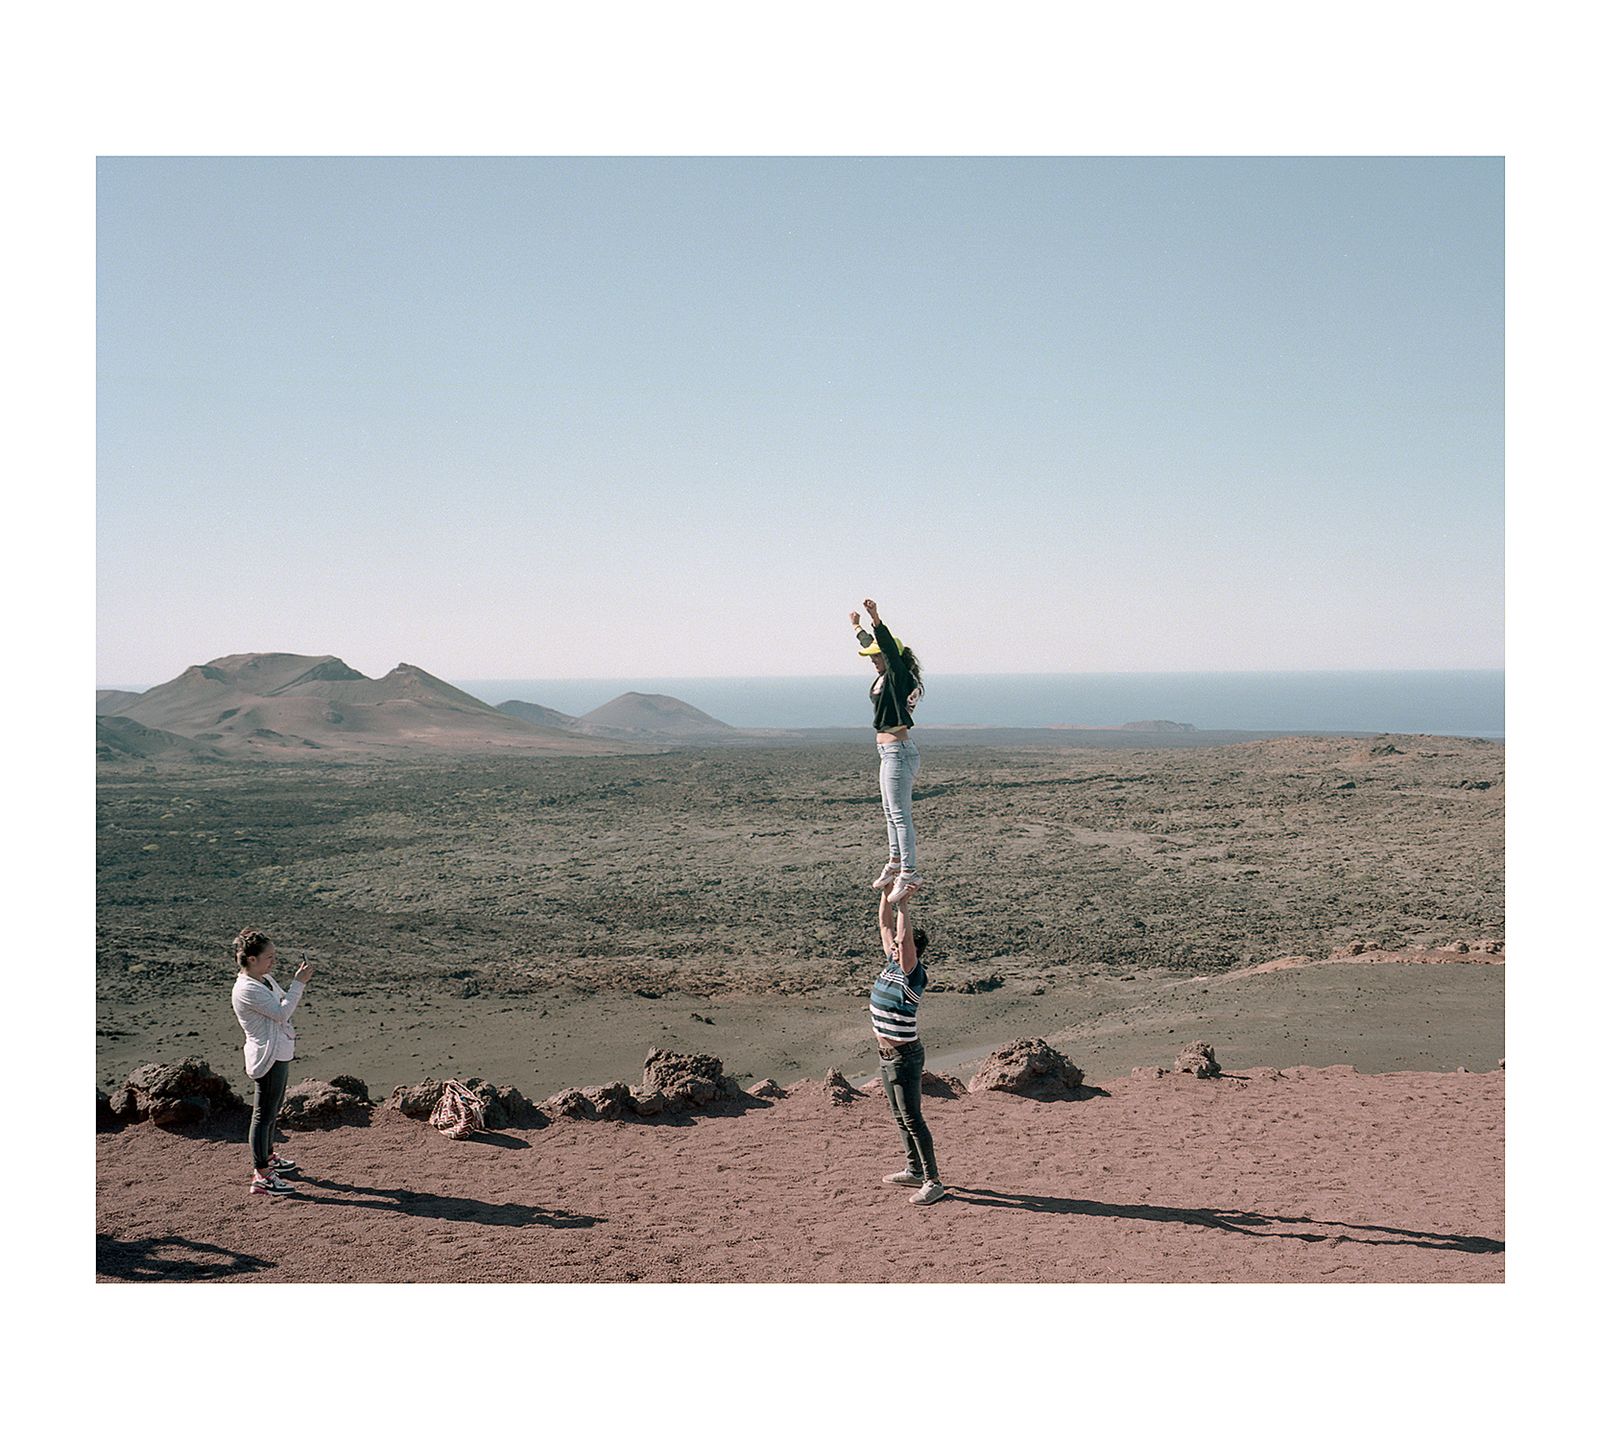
[922,1072,968,1099]
[387,1078,446,1118]
[746,1078,784,1100]
[280,1075,373,1128]
[968,1039,1085,1097]
[1174,1042,1221,1078]
[97,1088,118,1131]
[582,1083,632,1121]
[822,1068,859,1104]
[641,1048,743,1110]
[543,1088,598,1120]
[109,1057,245,1127]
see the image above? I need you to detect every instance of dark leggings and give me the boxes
[880,1039,938,1181]
[249,1060,290,1170]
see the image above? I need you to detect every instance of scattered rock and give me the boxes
[822,1068,860,1104]
[629,1087,667,1116]
[1333,941,1372,958]
[109,1057,245,1127]
[387,1078,446,1118]
[582,1082,633,1120]
[280,1074,373,1128]
[543,1087,597,1120]
[1498,1058,1505,1069]
[1174,1042,1221,1079]
[642,1048,735,1110]
[1130,1066,1168,1081]
[932,972,1005,994]
[1472,940,1504,954]
[922,1071,967,1099]
[463,1079,543,1128]
[746,1078,784,1100]
[1369,742,1401,756]
[1448,941,1471,953]
[969,1039,1085,1097]
[1455,1066,1470,1074]
[689,1012,715,1025]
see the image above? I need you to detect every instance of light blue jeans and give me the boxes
[877,736,921,871]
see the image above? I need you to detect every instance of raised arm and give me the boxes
[863,598,913,687]
[850,609,874,650]
[878,888,898,957]
[894,898,919,975]
[236,976,307,1023]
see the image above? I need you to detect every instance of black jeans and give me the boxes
[249,1060,290,1170]
[879,1039,938,1181]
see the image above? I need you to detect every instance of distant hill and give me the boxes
[1117,720,1197,733]
[578,691,737,740]
[497,699,580,730]
[96,689,144,716]
[100,653,647,759]
[96,715,223,763]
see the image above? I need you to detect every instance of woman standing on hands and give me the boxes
[230,929,314,1197]
[851,597,925,903]
[870,888,944,1205]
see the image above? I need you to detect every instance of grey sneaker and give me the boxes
[909,1179,947,1206]
[887,870,924,904]
[883,1170,924,1187]
[871,862,902,891]
[250,1172,298,1196]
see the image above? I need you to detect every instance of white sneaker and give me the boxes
[871,862,902,891]
[887,871,924,904]
[909,1180,947,1206]
[883,1170,924,1187]
[250,1172,298,1196]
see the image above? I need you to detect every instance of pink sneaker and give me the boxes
[871,862,902,891]
[887,870,923,904]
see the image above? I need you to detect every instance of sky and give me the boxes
[96,157,1503,687]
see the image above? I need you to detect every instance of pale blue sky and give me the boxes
[97,157,1502,686]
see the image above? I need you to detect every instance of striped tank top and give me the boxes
[870,953,927,1044]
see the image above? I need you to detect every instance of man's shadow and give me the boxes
[951,1188,1503,1255]
[293,1175,601,1229]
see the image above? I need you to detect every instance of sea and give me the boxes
[458,671,1506,740]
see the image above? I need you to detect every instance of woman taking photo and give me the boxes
[230,928,313,1197]
[851,597,925,903]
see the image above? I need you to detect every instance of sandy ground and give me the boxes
[95,1064,1503,1283]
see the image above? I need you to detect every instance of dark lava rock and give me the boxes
[581,1082,633,1120]
[746,1078,784,1100]
[97,1088,118,1131]
[280,1074,373,1128]
[642,1048,733,1110]
[922,1071,968,1100]
[629,1087,667,1116]
[463,1079,543,1128]
[543,1087,598,1120]
[387,1078,446,1118]
[822,1068,859,1105]
[1174,1042,1222,1079]
[968,1039,1085,1097]
[110,1057,245,1127]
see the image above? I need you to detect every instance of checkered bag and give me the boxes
[429,1078,486,1140]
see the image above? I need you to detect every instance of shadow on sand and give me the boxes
[293,1175,601,1229]
[951,1188,1503,1254]
[97,1234,277,1281]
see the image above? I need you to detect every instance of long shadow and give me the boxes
[461,1130,530,1149]
[295,1175,600,1229]
[952,1188,1503,1255]
[97,1233,276,1281]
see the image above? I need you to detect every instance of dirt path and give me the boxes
[96,1065,1503,1283]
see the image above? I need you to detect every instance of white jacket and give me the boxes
[231,972,306,1080]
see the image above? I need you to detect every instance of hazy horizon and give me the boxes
[99,157,1503,684]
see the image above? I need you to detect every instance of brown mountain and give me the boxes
[96,689,144,716]
[104,653,645,758]
[578,691,736,740]
[96,715,223,763]
[496,699,580,730]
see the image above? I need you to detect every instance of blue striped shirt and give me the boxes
[870,953,926,1044]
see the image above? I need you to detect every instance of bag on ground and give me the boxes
[429,1078,486,1139]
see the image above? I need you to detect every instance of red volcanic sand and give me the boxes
[96,1066,1503,1283]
